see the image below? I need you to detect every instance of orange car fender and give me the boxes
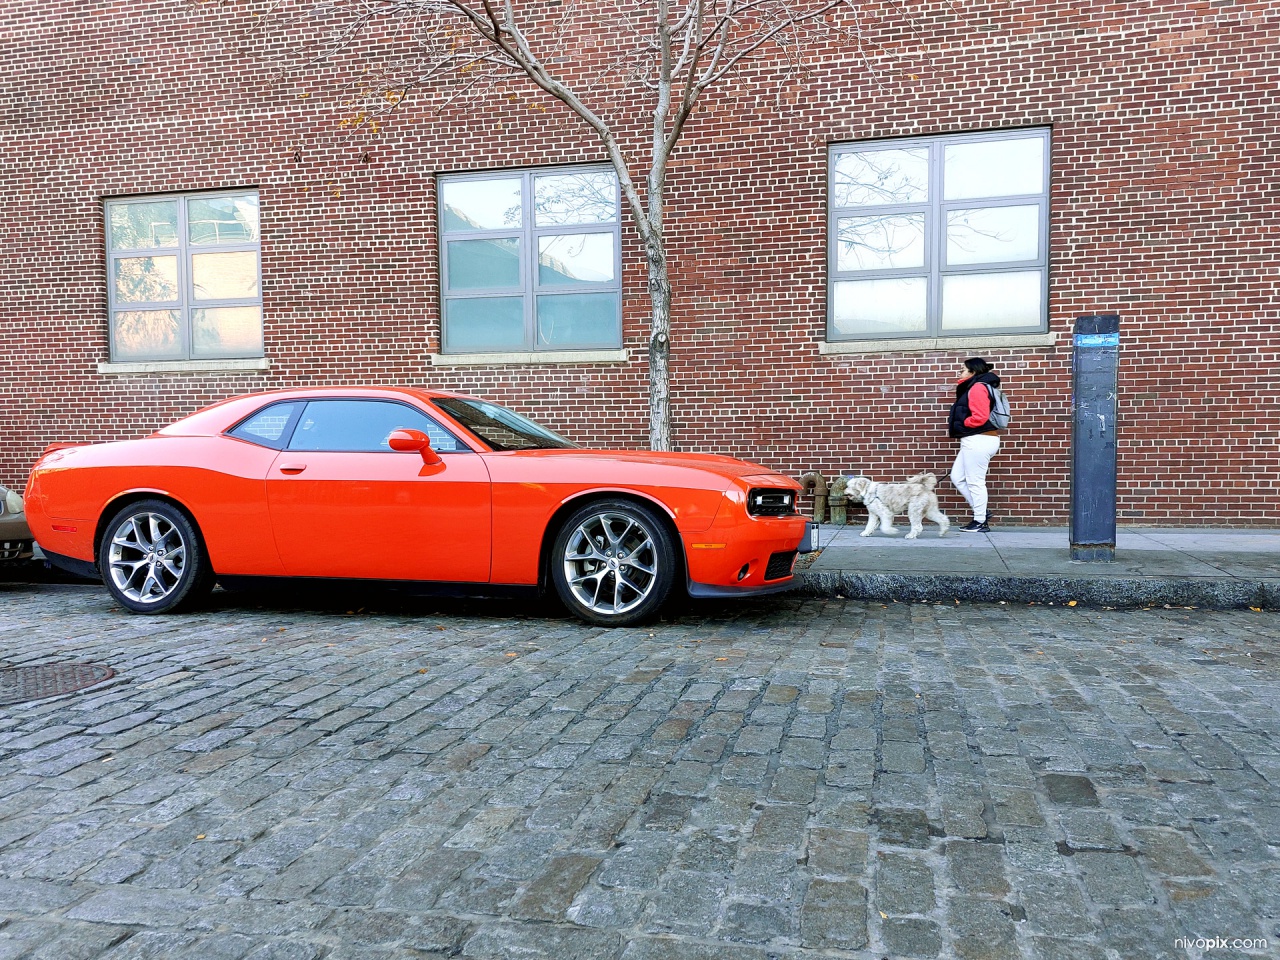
[489,483,728,587]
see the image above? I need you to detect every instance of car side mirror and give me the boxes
[388,429,442,465]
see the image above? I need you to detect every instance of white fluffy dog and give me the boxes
[846,472,950,539]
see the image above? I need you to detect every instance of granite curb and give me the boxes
[794,570,1280,609]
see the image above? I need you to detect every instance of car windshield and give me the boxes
[433,398,577,451]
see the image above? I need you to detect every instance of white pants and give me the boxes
[951,434,1001,522]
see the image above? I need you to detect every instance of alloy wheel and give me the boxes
[561,510,660,617]
[107,511,189,605]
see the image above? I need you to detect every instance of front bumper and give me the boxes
[684,515,812,597]
[0,515,34,562]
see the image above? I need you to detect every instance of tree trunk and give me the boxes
[647,236,672,451]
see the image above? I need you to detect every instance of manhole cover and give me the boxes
[0,663,116,706]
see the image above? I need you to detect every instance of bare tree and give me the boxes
[196,0,862,450]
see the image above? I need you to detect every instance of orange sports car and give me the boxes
[24,387,814,626]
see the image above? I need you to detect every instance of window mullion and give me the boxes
[928,138,943,338]
[524,170,536,351]
[178,197,191,360]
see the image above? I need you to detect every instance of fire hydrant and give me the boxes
[828,476,849,526]
[798,472,828,523]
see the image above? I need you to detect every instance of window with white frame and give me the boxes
[439,166,622,353]
[105,191,262,361]
[828,129,1050,340]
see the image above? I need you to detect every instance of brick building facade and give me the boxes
[2,0,1278,525]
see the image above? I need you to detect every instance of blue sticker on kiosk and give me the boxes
[1074,333,1119,347]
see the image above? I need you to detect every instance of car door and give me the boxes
[265,398,492,582]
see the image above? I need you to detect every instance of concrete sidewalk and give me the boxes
[795,524,1280,609]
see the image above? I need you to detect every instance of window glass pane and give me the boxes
[833,148,929,207]
[113,256,178,303]
[192,251,260,300]
[434,397,575,450]
[109,201,178,250]
[444,297,525,352]
[188,195,260,245]
[941,271,1043,330]
[832,278,927,337]
[536,293,620,348]
[192,306,263,357]
[231,403,298,446]
[534,171,617,226]
[836,214,925,271]
[446,238,521,289]
[947,206,1040,265]
[441,178,522,232]
[944,138,1044,200]
[289,400,464,452]
[538,233,615,285]
[112,310,180,359]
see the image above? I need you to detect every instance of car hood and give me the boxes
[494,448,793,482]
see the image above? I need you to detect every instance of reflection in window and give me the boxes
[444,297,525,353]
[941,272,1043,330]
[833,149,929,207]
[111,310,181,361]
[829,130,1048,340]
[538,292,621,347]
[192,252,260,300]
[109,200,178,250]
[441,178,522,231]
[193,307,263,358]
[447,238,521,289]
[113,256,179,304]
[946,206,1039,265]
[230,403,299,446]
[189,196,260,245]
[832,278,928,337]
[289,400,465,453]
[106,191,263,361]
[534,171,617,226]
[944,138,1045,200]
[837,215,926,272]
[538,234,615,284]
[440,166,621,353]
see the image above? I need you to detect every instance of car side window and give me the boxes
[287,400,466,453]
[228,402,301,449]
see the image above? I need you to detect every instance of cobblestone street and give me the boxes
[1,583,1277,959]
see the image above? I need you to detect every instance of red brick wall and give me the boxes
[1,0,1277,525]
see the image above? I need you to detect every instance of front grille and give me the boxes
[747,488,797,517]
[764,550,797,581]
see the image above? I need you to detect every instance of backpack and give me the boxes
[986,384,1012,430]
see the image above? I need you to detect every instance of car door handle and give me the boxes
[278,463,307,474]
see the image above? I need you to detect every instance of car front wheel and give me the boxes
[98,499,213,614]
[551,499,676,627]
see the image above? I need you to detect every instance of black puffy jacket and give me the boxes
[948,372,1002,439]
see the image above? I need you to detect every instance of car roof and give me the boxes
[156,387,478,438]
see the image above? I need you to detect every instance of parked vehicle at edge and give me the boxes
[0,483,35,563]
[23,388,813,626]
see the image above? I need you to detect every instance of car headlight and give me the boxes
[746,488,796,517]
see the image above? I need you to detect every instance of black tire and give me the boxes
[550,498,677,627]
[97,499,214,614]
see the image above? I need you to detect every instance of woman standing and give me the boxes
[948,358,1003,533]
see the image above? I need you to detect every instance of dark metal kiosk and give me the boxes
[1070,314,1120,561]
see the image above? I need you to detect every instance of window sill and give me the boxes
[429,349,629,367]
[820,331,1058,356]
[98,358,272,376]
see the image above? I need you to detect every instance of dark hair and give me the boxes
[964,357,993,375]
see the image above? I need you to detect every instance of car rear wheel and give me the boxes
[551,499,676,627]
[98,500,213,614]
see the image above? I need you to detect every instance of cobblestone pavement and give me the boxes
[1,583,1277,960]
